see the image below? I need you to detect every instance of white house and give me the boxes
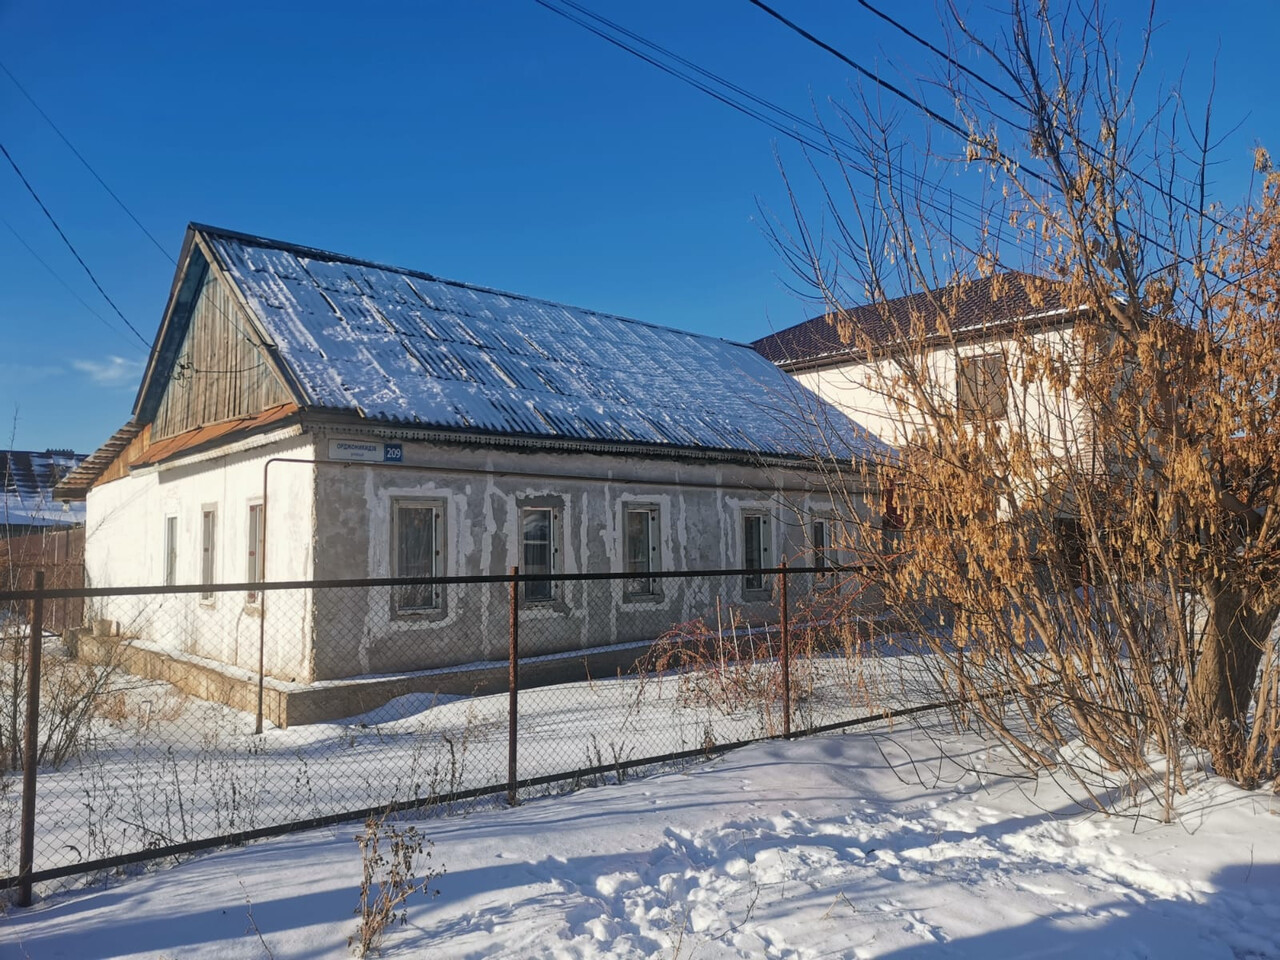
[57,224,880,692]
[752,272,1091,465]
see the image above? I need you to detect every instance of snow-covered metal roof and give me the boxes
[200,226,880,460]
[1,450,86,528]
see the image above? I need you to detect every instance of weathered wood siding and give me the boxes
[152,276,291,440]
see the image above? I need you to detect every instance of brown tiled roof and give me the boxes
[752,272,1073,370]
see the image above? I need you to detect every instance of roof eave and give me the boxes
[767,305,1087,374]
[298,408,871,471]
[53,420,144,501]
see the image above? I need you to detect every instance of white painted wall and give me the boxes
[85,432,316,681]
[792,325,1091,464]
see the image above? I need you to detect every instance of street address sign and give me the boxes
[328,440,404,463]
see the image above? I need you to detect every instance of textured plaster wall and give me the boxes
[309,431,868,678]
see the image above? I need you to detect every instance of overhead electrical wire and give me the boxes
[533,0,1022,262]
[743,0,1224,278]
[0,139,149,348]
[0,214,124,342]
[851,0,1233,235]
[0,58,173,263]
[0,60,269,377]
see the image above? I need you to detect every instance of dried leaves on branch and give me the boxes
[778,1,1280,794]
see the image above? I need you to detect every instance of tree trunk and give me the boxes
[1188,588,1275,786]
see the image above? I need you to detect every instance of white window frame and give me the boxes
[622,503,661,599]
[520,505,560,603]
[742,510,772,596]
[163,515,178,587]
[199,504,217,603]
[391,499,446,618]
[246,500,265,606]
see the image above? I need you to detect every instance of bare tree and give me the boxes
[773,0,1280,794]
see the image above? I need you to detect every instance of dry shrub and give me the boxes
[0,626,122,773]
[639,593,858,736]
[349,812,444,957]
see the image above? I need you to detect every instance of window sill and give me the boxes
[521,598,571,616]
[393,608,446,622]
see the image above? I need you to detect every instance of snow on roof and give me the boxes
[1,449,86,528]
[200,226,881,461]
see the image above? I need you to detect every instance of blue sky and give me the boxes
[0,1,1274,453]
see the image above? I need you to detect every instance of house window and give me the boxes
[392,500,444,615]
[957,352,1008,421]
[246,501,264,604]
[742,511,771,594]
[200,506,217,601]
[623,505,660,598]
[163,515,178,587]
[812,518,828,576]
[521,506,558,602]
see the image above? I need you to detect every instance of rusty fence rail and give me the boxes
[0,563,944,905]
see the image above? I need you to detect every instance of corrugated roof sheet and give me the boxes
[752,272,1072,369]
[201,226,880,460]
[2,450,86,527]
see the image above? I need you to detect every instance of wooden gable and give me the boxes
[147,244,294,441]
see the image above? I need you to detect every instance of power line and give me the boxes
[0,58,174,263]
[0,139,150,348]
[852,0,1233,235]
[744,0,1223,278]
[0,61,265,365]
[0,214,131,345]
[534,0,1018,262]
[744,0,1053,186]
[0,64,270,377]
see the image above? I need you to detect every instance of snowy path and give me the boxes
[3,717,1279,959]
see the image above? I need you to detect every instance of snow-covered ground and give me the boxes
[2,646,928,880]
[4,713,1278,959]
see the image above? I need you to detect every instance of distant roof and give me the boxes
[187,224,879,461]
[1,450,86,528]
[752,272,1074,370]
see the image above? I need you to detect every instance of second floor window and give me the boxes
[957,352,1008,421]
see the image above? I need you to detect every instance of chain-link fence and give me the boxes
[0,564,948,905]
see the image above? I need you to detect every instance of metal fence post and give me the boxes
[507,565,519,807]
[780,560,791,739]
[17,571,44,908]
